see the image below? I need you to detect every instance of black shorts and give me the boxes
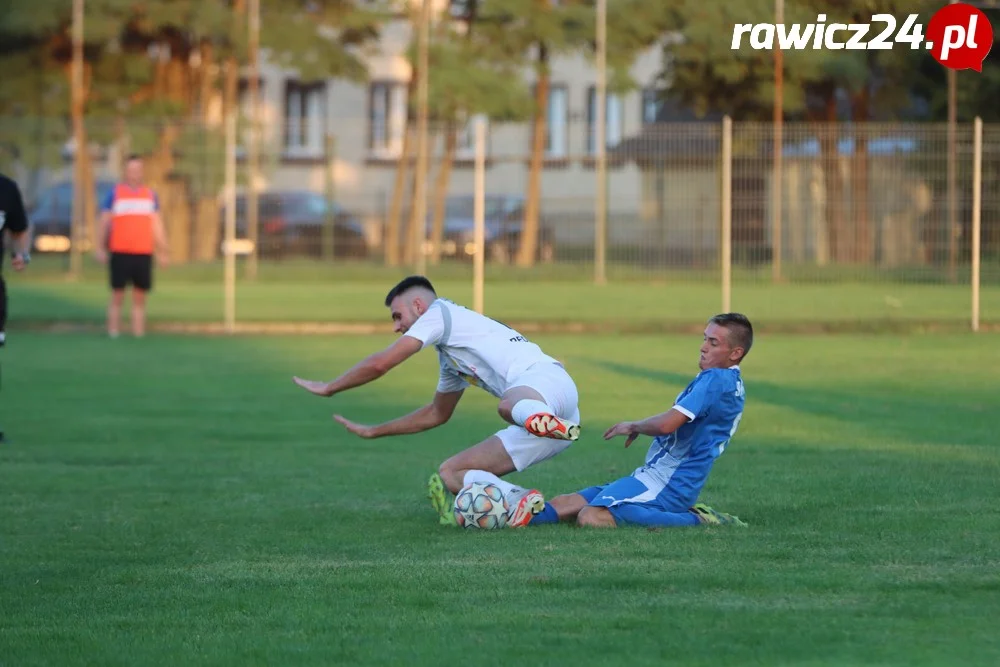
[110,252,153,291]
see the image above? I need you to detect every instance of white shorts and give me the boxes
[497,362,581,472]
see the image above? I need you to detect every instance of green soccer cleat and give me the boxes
[428,472,457,527]
[691,503,748,527]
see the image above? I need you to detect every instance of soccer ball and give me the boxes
[454,481,510,529]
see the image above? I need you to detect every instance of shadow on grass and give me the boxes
[6,282,106,325]
[583,359,995,452]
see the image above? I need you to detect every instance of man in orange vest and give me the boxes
[95,155,170,338]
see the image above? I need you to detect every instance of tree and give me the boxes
[118,0,380,262]
[423,0,532,265]
[461,0,671,268]
[660,0,832,121]
[0,40,71,196]
[470,0,593,267]
[0,0,125,245]
[0,0,381,263]
[384,0,536,267]
[659,0,965,265]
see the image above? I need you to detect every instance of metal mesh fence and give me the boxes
[3,114,997,326]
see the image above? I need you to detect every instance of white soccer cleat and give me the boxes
[523,412,580,441]
[506,487,545,528]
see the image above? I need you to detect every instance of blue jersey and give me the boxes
[631,366,745,509]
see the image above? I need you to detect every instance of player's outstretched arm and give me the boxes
[293,336,423,397]
[333,390,464,439]
[603,408,690,448]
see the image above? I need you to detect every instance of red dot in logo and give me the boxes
[926,2,994,72]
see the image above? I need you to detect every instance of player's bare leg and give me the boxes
[429,435,515,527]
[548,492,590,523]
[108,288,125,338]
[131,289,147,337]
[498,386,580,442]
[437,435,516,494]
[577,506,617,528]
[429,434,543,528]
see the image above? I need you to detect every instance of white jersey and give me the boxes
[403,298,560,398]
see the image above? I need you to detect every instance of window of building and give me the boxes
[368,81,408,159]
[284,80,326,157]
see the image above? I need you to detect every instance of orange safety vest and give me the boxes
[107,184,157,255]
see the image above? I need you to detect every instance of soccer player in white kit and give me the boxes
[292,276,582,528]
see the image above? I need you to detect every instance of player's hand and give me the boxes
[94,249,108,264]
[293,376,333,396]
[334,415,376,438]
[10,254,26,271]
[157,254,170,268]
[603,421,639,448]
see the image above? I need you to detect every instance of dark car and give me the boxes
[221,190,368,259]
[426,195,555,263]
[27,179,116,253]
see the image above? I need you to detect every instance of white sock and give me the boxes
[0,332,5,345]
[463,469,520,497]
[511,399,552,426]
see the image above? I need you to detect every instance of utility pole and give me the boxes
[71,0,85,278]
[772,0,784,282]
[594,0,607,285]
[247,0,261,279]
[944,0,998,282]
[412,0,431,275]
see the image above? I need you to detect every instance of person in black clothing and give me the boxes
[0,173,32,443]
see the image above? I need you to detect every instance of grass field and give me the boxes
[2,330,999,666]
[6,256,1000,330]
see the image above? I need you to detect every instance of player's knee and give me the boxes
[577,506,616,528]
[438,461,462,494]
[496,398,514,422]
[550,493,586,521]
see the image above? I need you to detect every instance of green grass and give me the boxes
[7,256,1000,329]
[2,331,999,665]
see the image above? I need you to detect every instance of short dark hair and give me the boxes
[384,275,436,307]
[709,312,753,360]
[126,153,143,163]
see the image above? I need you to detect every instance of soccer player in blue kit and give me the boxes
[528,313,753,528]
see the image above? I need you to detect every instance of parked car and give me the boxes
[27,179,116,253]
[220,190,368,259]
[425,195,555,263]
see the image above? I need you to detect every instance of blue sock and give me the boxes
[528,502,559,526]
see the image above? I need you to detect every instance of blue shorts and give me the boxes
[577,476,699,528]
